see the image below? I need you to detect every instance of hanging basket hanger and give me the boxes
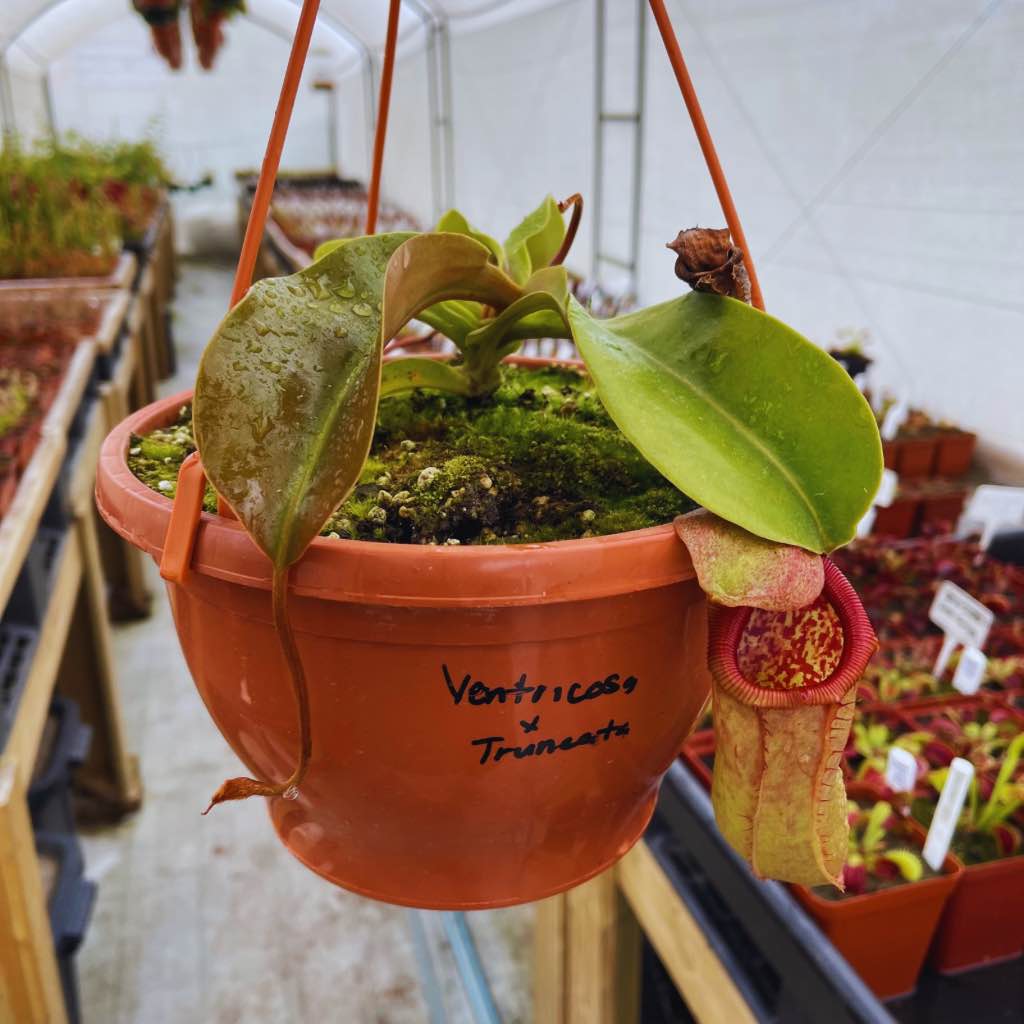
[160,0,761,583]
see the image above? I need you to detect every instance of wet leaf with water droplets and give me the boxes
[194,231,415,568]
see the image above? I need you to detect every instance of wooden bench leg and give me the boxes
[0,759,68,1024]
[535,869,641,1024]
[56,510,143,818]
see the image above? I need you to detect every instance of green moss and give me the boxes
[127,365,696,544]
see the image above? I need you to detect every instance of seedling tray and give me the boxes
[0,620,41,752]
[122,198,167,261]
[0,251,137,294]
[29,695,92,834]
[5,527,68,628]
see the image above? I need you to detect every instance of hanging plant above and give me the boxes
[133,0,183,70]
[133,0,244,70]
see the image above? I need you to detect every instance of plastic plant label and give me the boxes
[962,485,1024,549]
[923,757,974,871]
[856,506,877,539]
[880,399,909,441]
[885,746,918,793]
[952,645,988,696]
[855,469,898,538]
[875,469,898,509]
[929,581,994,677]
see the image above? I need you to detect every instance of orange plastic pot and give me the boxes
[918,489,966,531]
[872,497,918,538]
[95,386,712,909]
[897,436,938,478]
[929,851,1024,972]
[679,731,715,792]
[792,792,962,1000]
[934,430,976,478]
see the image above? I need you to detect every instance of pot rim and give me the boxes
[96,374,697,608]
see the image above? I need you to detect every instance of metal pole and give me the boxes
[327,85,339,172]
[438,21,455,208]
[364,55,377,173]
[441,913,503,1024]
[591,0,606,278]
[0,56,16,136]
[426,24,443,219]
[630,0,647,295]
[42,69,57,138]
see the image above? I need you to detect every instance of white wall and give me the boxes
[29,0,1023,470]
[47,16,342,203]
[637,0,1024,477]
[376,0,1024,474]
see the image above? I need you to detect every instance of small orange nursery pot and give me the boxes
[792,805,962,1000]
[95,387,712,909]
[929,851,1024,973]
[897,436,938,478]
[934,430,976,478]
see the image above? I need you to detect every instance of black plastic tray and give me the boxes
[652,762,1024,1022]
[36,830,96,1024]
[0,620,40,751]
[29,695,92,834]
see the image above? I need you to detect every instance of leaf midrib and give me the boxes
[271,342,375,567]
[589,314,828,549]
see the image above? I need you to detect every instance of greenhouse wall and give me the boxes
[8,0,1019,471]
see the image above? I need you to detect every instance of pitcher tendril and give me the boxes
[202,566,312,813]
[550,193,583,267]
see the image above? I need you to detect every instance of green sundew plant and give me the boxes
[0,369,38,437]
[0,140,123,278]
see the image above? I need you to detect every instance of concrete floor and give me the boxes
[79,259,533,1024]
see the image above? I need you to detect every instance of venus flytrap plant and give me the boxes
[841,798,924,896]
[191,196,883,885]
[918,733,1024,863]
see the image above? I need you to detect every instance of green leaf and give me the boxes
[881,849,924,883]
[382,233,523,345]
[380,358,472,397]
[193,232,413,568]
[862,800,892,856]
[462,267,570,356]
[979,733,1024,830]
[435,208,504,265]
[504,195,564,285]
[312,238,348,262]
[417,299,485,347]
[566,293,883,552]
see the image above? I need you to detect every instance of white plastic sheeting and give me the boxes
[2,0,1023,468]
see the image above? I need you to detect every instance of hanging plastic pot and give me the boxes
[190,0,239,70]
[134,1,183,71]
[707,560,878,887]
[95,372,713,909]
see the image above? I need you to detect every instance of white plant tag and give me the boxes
[856,506,877,539]
[929,581,994,677]
[885,746,918,793]
[952,645,987,696]
[960,485,1024,549]
[880,399,909,441]
[875,469,899,509]
[923,757,974,872]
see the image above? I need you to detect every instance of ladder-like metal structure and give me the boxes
[592,0,647,295]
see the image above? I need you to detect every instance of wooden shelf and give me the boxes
[0,395,142,1024]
